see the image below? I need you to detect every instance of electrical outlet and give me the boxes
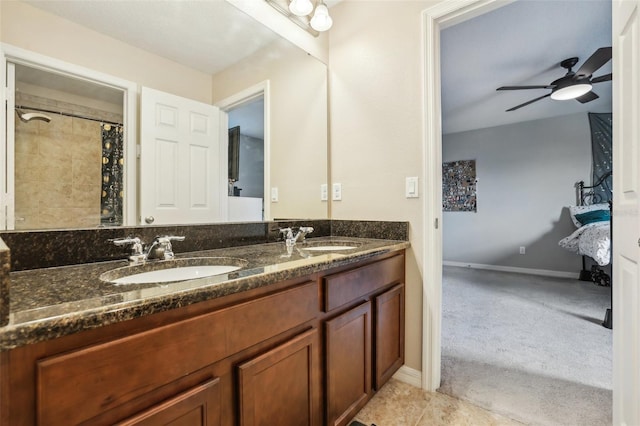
[321,184,328,201]
[332,183,342,201]
[519,246,526,255]
[271,187,278,202]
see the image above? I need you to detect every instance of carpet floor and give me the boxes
[439,266,612,426]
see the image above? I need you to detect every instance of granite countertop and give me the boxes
[1,236,409,351]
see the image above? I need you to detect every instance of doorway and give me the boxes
[1,44,137,229]
[421,0,614,410]
[216,81,271,222]
[227,96,265,221]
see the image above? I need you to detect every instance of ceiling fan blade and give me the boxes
[506,93,551,111]
[576,47,612,77]
[576,91,599,104]
[497,85,553,91]
[591,73,612,83]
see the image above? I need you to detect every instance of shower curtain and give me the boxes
[100,123,124,225]
[588,112,613,203]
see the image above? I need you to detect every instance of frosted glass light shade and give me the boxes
[310,3,333,31]
[550,83,592,100]
[289,0,313,16]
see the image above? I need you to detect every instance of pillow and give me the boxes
[569,203,609,227]
[574,209,610,226]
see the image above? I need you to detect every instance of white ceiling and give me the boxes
[23,0,282,75]
[21,0,608,136]
[441,0,612,135]
[19,0,320,134]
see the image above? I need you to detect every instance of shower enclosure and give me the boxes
[5,61,125,230]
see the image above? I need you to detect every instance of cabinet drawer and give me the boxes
[36,282,318,425]
[323,254,404,312]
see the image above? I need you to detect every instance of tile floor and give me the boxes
[352,379,524,426]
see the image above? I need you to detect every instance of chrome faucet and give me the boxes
[110,236,146,264]
[110,235,185,264]
[295,226,314,242]
[145,235,186,261]
[279,226,314,247]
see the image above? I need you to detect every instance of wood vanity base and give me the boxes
[0,251,405,426]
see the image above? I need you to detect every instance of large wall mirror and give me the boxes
[0,0,328,231]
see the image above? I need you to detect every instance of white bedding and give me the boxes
[558,221,611,266]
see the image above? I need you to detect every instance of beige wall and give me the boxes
[1,1,212,103]
[329,1,436,371]
[212,39,329,220]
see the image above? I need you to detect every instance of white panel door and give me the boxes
[613,1,640,424]
[140,87,221,225]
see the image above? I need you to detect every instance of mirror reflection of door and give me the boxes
[8,63,124,230]
[227,97,265,222]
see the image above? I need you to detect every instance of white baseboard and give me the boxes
[392,365,422,388]
[443,261,580,279]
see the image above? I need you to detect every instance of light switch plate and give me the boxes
[406,177,419,198]
[332,183,342,201]
[271,187,278,202]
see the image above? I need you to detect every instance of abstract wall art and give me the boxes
[443,159,477,212]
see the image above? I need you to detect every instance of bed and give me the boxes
[559,203,611,267]
[558,171,612,328]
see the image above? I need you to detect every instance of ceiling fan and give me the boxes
[497,47,612,112]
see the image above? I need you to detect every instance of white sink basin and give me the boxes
[300,241,362,252]
[302,245,358,251]
[100,257,247,285]
[111,265,242,284]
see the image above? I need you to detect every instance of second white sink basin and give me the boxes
[302,245,358,251]
[300,240,362,252]
[100,257,247,285]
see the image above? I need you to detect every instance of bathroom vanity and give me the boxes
[0,224,407,426]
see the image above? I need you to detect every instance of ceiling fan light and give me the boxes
[289,0,313,16]
[550,83,593,100]
[310,3,333,31]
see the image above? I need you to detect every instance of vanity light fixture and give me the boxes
[265,0,333,36]
[289,0,313,16]
[309,2,333,32]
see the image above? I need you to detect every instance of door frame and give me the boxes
[216,80,271,221]
[421,0,533,391]
[0,43,138,227]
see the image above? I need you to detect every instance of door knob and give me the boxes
[145,216,155,224]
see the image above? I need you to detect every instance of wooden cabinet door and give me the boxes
[325,301,371,426]
[237,328,320,426]
[115,377,221,426]
[374,283,405,390]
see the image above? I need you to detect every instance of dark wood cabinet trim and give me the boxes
[114,377,221,426]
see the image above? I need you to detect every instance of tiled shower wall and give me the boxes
[14,94,122,230]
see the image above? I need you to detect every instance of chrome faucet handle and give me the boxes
[279,228,296,247]
[148,235,185,260]
[110,236,141,247]
[109,237,145,264]
[294,226,314,242]
[279,228,293,238]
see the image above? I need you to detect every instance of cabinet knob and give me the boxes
[145,216,155,224]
